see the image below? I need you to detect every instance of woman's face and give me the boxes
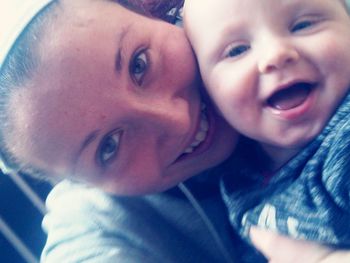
[8,1,237,195]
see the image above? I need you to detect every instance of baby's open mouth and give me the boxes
[267,82,316,110]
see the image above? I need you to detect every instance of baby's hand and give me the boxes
[250,227,349,263]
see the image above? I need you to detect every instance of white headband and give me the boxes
[0,0,55,69]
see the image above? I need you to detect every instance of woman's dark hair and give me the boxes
[0,0,185,180]
[117,0,184,23]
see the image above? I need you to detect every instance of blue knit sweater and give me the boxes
[222,92,350,247]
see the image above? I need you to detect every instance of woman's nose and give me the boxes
[258,38,300,74]
[138,98,190,134]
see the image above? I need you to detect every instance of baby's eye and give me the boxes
[97,130,122,166]
[130,49,149,85]
[291,20,314,33]
[225,44,250,58]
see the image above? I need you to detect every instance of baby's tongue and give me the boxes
[267,83,311,110]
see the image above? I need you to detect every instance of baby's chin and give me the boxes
[260,131,320,163]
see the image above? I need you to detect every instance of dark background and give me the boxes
[0,172,51,263]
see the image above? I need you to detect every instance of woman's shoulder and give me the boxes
[42,180,238,263]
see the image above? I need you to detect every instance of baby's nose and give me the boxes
[258,40,300,73]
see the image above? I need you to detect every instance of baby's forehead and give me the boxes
[184,0,224,41]
[184,0,223,23]
[184,0,241,60]
[184,0,245,40]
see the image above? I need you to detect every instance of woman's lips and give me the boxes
[182,103,209,154]
[174,103,211,162]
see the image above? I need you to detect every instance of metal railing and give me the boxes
[0,171,49,263]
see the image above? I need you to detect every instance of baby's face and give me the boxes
[185,0,350,155]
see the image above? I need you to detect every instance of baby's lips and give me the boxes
[267,82,314,110]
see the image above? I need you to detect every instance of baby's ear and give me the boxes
[182,1,192,30]
[181,2,186,21]
[183,0,193,22]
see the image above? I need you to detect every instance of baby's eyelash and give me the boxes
[290,14,324,33]
[228,45,250,58]
[223,44,250,59]
[291,20,315,32]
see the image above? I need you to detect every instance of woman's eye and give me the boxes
[97,130,122,166]
[225,45,250,58]
[130,49,149,85]
[291,20,314,33]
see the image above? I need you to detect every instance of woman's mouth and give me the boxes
[174,103,210,162]
[182,104,209,154]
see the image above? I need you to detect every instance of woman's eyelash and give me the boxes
[129,48,149,85]
[97,130,122,166]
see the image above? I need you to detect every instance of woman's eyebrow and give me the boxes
[115,27,130,73]
[72,129,101,169]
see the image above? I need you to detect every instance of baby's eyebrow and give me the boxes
[206,22,245,64]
